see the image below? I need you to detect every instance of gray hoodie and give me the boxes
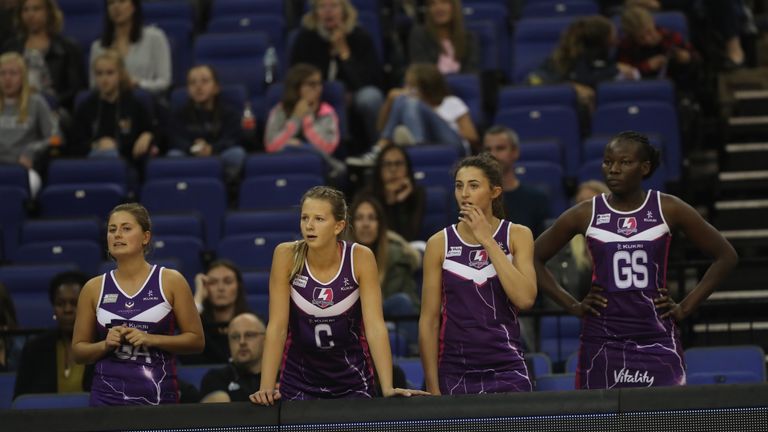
[0,93,53,164]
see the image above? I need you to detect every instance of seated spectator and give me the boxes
[543,180,610,308]
[356,63,476,161]
[68,49,154,168]
[1,0,85,111]
[290,0,383,151]
[199,313,265,402]
[361,144,426,242]
[13,271,92,398]
[350,195,421,353]
[0,51,52,197]
[183,260,250,365]
[168,65,245,183]
[89,0,171,96]
[527,15,639,111]
[618,6,700,90]
[482,126,549,238]
[408,0,479,74]
[0,282,18,372]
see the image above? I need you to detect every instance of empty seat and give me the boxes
[13,292,55,329]
[242,271,270,296]
[224,210,300,237]
[395,357,424,389]
[216,232,298,271]
[177,364,215,391]
[538,315,581,364]
[526,352,553,378]
[47,158,129,191]
[194,33,268,98]
[238,175,324,211]
[522,1,598,18]
[149,236,204,282]
[565,351,579,373]
[498,84,578,111]
[512,16,578,83]
[14,240,102,276]
[535,373,576,391]
[406,145,462,168]
[596,79,675,107]
[246,293,269,321]
[519,139,562,165]
[145,158,224,181]
[38,184,124,220]
[12,392,90,409]
[685,345,766,385]
[0,187,27,260]
[243,152,325,179]
[21,218,101,246]
[0,263,78,294]
[0,372,16,410]
[151,214,205,244]
[413,166,454,191]
[0,163,30,197]
[212,0,284,19]
[514,162,568,217]
[445,73,484,128]
[419,186,450,240]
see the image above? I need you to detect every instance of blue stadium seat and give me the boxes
[243,152,325,179]
[149,236,204,282]
[445,73,484,128]
[413,166,454,192]
[498,84,578,111]
[217,233,298,271]
[539,315,581,364]
[223,210,300,238]
[653,11,689,41]
[578,159,667,192]
[59,0,103,56]
[395,358,424,389]
[406,145,462,168]
[512,16,577,83]
[194,33,268,98]
[514,162,568,217]
[535,373,576,391]
[13,292,55,329]
[0,163,30,197]
[495,106,581,176]
[143,0,194,24]
[357,12,383,61]
[47,158,129,192]
[685,345,766,385]
[596,80,675,107]
[141,178,227,249]
[0,372,16,409]
[462,3,511,77]
[238,175,324,211]
[592,102,681,181]
[243,271,270,296]
[527,352,553,378]
[419,186,450,240]
[246,294,269,321]
[11,392,90,409]
[38,184,124,220]
[14,240,102,276]
[21,218,101,246]
[0,187,27,260]
[212,0,284,19]
[465,20,501,71]
[565,351,579,373]
[177,364,216,391]
[519,139,562,165]
[522,1,598,18]
[148,20,194,87]
[0,263,78,294]
[145,158,224,182]
[151,214,205,244]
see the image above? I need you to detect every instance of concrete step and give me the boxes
[723,142,768,171]
[714,199,768,230]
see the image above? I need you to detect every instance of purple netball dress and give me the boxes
[438,221,532,394]
[90,265,179,406]
[279,241,375,400]
[578,191,685,389]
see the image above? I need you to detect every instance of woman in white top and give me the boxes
[374,62,477,155]
[89,0,171,95]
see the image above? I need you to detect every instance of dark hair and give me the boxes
[406,63,449,106]
[0,282,18,330]
[100,0,143,47]
[48,271,89,305]
[290,186,349,281]
[17,0,64,35]
[282,63,321,115]
[484,125,520,149]
[183,64,223,134]
[424,0,468,64]
[350,195,389,278]
[201,259,250,323]
[610,130,661,179]
[553,15,614,75]
[453,153,505,219]
[372,144,417,201]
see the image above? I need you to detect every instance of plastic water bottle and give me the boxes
[48,114,62,157]
[263,46,278,85]
[241,101,256,137]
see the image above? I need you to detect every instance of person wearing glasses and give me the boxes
[199,313,266,402]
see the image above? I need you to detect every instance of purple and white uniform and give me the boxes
[578,191,685,389]
[90,265,179,406]
[279,241,375,400]
[439,221,532,394]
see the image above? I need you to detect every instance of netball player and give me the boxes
[250,186,428,404]
[419,153,537,395]
[534,131,738,389]
[72,203,204,405]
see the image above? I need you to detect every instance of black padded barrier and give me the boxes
[1,384,766,432]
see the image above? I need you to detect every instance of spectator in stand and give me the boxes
[527,15,639,112]
[0,52,52,198]
[1,0,85,111]
[290,0,383,152]
[199,313,265,402]
[182,259,251,365]
[0,282,19,372]
[89,0,171,96]
[482,126,549,238]
[408,0,479,74]
[68,49,154,169]
[13,271,92,398]
[168,65,245,183]
[618,6,700,90]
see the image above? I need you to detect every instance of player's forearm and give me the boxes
[72,340,110,364]
[364,322,395,392]
[483,240,536,309]
[418,317,441,394]
[259,326,288,390]
[150,332,204,354]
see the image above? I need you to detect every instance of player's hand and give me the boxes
[575,285,607,317]
[459,203,493,245]
[655,287,685,321]
[382,387,431,397]
[122,327,155,348]
[250,388,281,406]
[105,325,124,350]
